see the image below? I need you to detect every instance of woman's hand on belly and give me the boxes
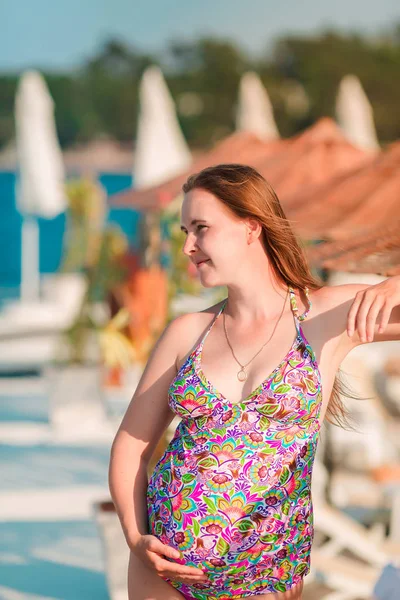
[131,534,209,585]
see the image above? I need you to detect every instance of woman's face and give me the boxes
[180,188,250,287]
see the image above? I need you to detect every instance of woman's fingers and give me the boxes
[354,291,373,341]
[348,290,382,342]
[144,536,208,583]
[378,300,393,333]
[158,557,207,580]
[347,292,363,337]
[347,283,398,342]
[365,296,385,342]
[160,542,181,560]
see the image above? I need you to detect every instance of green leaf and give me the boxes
[305,378,316,394]
[193,519,200,537]
[182,473,195,484]
[257,404,278,416]
[260,446,276,455]
[237,519,254,532]
[260,533,278,543]
[212,428,226,435]
[280,467,290,486]
[295,562,308,575]
[216,537,230,556]
[288,359,301,367]
[274,582,287,593]
[155,521,163,535]
[249,484,266,496]
[274,384,292,394]
[197,456,217,469]
[259,416,272,430]
[197,417,207,429]
[204,496,217,514]
[237,551,250,561]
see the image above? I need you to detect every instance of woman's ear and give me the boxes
[246,218,262,244]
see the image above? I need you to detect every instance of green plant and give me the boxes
[57,177,135,366]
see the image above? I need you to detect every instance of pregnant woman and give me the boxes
[109,164,400,600]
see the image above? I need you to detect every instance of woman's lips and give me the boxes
[197,259,210,267]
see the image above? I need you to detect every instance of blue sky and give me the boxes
[2,0,399,72]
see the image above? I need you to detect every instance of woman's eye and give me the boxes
[181,225,207,235]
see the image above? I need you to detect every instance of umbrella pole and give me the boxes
[21,216,40,302]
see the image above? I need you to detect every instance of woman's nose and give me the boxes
[182,233,198,256]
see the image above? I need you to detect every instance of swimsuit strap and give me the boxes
[199,290,310,347]
[198,298,228,347]
[288,286,312,326]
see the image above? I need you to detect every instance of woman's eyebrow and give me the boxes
[180,219,208,231]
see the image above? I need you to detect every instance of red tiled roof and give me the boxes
[110,118,372,211]
[306,220,400,276]
[255,118,373,202]
[110,131,284,210]
[289,141,400,240]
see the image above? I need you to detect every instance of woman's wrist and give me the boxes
[124,527,145,551]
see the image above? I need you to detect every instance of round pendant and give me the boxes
[237,368,247,382]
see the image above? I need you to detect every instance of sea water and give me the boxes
[0,171,141,293]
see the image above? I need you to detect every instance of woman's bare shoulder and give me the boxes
[311,282,369,306]
[294,284,361,369]
[309,283,369,347]
[311,282,371,320]
[169,298,226,368]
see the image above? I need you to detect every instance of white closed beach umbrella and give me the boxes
[15,70,67,301]
[133,65,192,189]
[336,74,380,151]
[236,71,280,141]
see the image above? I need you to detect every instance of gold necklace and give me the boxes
[223,288,289,382]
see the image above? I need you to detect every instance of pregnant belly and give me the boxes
[147,484,311,597]
[147,472,310,561]
[146,454,313,598]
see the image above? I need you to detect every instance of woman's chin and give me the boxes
[198,274,224,288]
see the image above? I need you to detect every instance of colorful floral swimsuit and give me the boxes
[147,288,323,599]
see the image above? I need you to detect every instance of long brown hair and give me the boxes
[182,163,356,429]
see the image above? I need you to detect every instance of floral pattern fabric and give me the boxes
[147,291,323,600]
